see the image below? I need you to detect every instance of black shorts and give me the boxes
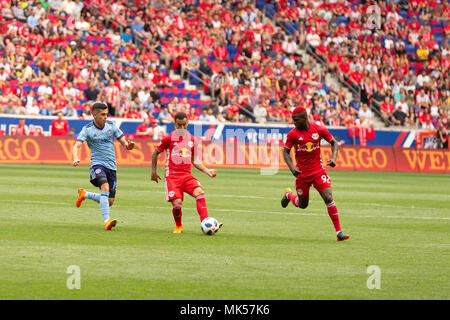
[90,165,117,198]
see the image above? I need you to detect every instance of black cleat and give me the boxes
[281,188,292,208]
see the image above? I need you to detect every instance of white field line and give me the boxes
[1,199,449,221]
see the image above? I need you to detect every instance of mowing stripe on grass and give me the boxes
[2,199,449,221]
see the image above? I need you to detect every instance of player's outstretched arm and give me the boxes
[119,136,135,150]
[192,158,216,178]
[151,149,162,183]
[326,137,339,168]
[282,147,300,177]
[72,140,83,166]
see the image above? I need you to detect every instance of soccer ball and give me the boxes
[201,217,219,235]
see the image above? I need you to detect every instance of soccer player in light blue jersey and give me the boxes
[72,102,135,230]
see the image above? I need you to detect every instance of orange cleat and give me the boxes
[76,188,87,208]
[173,225,183,234]
[104,218,117,231]
[337,231,350,241]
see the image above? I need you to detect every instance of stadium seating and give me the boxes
[0,0,447,132]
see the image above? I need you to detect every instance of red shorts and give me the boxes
[295,170,331,198]
[164,173,202,202]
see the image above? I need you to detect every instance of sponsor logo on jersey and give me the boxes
[297,141,320,152]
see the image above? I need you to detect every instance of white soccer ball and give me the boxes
[201,217,219,235]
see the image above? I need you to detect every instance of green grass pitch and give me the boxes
[0,164,449,300]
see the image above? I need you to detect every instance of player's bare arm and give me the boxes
[151,148,162,183]
[118,135,135,150]
[192,157,216,178]
[283,146,300,177]
[72,140,83,166]
[327,137,339,168]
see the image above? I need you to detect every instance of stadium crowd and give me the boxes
[0,0,448,144]
[268,0,449,133]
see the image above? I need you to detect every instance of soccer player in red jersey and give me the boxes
[151,112,223,234]
[281,107,350,241]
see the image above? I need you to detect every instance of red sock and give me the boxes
[288,192,299,207]
[172,204,182,227]
[195,193,209,221]
[326,201,341,232]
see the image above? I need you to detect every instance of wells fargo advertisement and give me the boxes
[0,136,449,173]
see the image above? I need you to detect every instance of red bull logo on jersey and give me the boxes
[296,142,320,152]
[311,133,319,140]
[180,147,189,158]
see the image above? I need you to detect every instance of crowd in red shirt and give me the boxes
[0,0,448,136]
[270,0,449,132]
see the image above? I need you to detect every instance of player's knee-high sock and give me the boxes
[288,192,299,207]
[195,193,209,221]
[172,204,182,227]
[86,192,100,203]
[326,201,341,233]
[100,191,110,222]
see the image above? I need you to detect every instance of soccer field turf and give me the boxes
[0,164,449,300]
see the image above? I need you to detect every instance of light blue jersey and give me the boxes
[77,120,124,170]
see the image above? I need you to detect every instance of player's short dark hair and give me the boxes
[174,112,187,121]
[92,102,108,114]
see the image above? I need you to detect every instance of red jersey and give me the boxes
[284,123,333,177]
[51,119,69,136]
[156,131,197,177]
[15,124,28,136]
[136,123,149,138]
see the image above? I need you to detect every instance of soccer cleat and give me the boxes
[218,222,224,229]
[104,218,117,231]
[173,225,183,234]
[281,188,292,208]
[337,231,350,241]
[76,188,87,208]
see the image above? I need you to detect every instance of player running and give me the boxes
[151,112,222,234]
[72,102,135,230]
[281,106,350,241]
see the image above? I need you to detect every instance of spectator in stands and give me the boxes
[149,119,165,141]
[416,89,431,109]
[199,108,214,123]
[121,27,133,44]
[136,117,151,139]
[62,102,78,118]
[84,81,100,102]
[51,111,69,136]
[131,16,145,47]
[198,56,212,78]
[25,98,40,116]
[358,104,373,127]
[14,118,29,136]
[380,96,395,126]
[181,48,200,80]
[157,107,172,123]
[437,123,448,149]
[81,103,93,120]
[254,104,267,124]
[348,94,361,114]
[393,97,409,126]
